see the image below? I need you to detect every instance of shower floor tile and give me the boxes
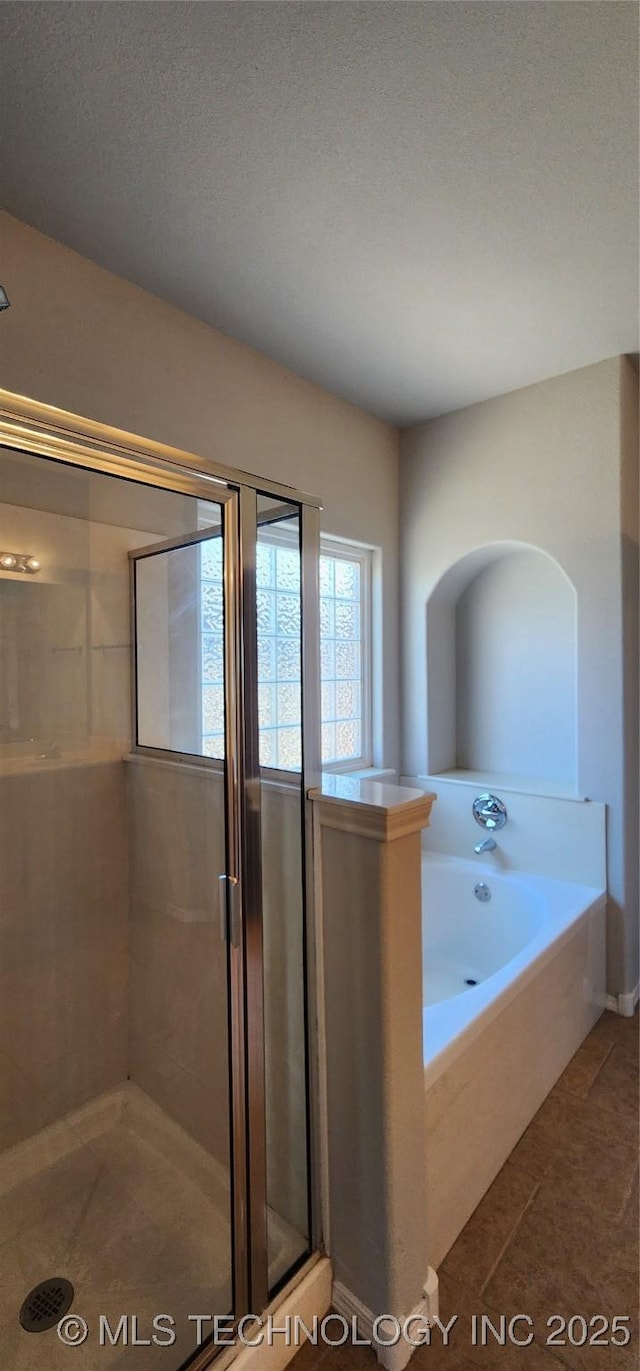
[0,1082,306,1369]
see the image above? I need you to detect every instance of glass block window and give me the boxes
[200,534,226,760]
[318,544,369,766]
[201,533,372,771]
[255,535,303,770]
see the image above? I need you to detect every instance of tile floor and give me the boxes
[1,1082,305,1370]
[294,1009,639,1371]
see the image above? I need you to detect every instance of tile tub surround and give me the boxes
[289,1011,638,1371]
[415,775,606,891]
[424,888,606,1270]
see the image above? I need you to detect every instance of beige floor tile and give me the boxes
[586,1043,640,1125]
[589,1011,639,1061]
[417,1272,566,1370]
[618,1168,638,1230]
[483,1186,638,1371]
[315,1344,380,1371]
[441,1162,539,1294]
[552,1034,613,1101]
[507,1090,637,1219]
[291,1336,332,1371]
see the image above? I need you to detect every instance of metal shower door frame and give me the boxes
[128,487,323,1324]
[129,493,256,1320]
[0,389,323,1356]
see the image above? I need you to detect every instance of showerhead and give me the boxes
[0,286,11,311]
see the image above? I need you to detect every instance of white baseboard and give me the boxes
[604,982,639,1017]
[332,1269,439,1371]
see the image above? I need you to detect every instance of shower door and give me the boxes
[129,485,318,1347]
[129,497,245,1343]
[0,396,319,1371]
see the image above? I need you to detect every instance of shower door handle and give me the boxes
[218,873,240,947]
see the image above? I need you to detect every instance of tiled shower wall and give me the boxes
[0,747,308,1241]
[0,471,180,1156]
[0,751,233,1168]
[0,761,129,1152]
[126,756,230,1168]
[0,751,232,1169]
[1,471,308,1242]
[127,756,309,1235]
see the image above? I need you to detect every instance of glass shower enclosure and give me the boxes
[0,394,321,1370]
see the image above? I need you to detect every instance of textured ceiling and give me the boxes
[0,1,638,424]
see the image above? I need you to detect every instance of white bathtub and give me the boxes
[422,851,606,1265]
[422,852,605,1078]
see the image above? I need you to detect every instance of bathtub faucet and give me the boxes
[474,837,497,854]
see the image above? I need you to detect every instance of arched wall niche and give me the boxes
[425,541,578,791]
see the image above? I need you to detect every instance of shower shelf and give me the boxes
[428,768,587,803]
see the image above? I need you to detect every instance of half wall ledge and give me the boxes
[308,775,436,841]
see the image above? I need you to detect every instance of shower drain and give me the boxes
[19,1278,74,1333]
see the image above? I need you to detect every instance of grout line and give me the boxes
[613,1164,639,1224]
[552,1040,614,1103]
[580,1086,639,1132]
[477,1178,570,1371]
[581,1039,614,1098]
[479,1178,541,1298]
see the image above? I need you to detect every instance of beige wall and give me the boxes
[0,210,401,770]
[620,355,640,1006]
[455,549,577,784]
[400,357,639,998]
[316,806,430,1318]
